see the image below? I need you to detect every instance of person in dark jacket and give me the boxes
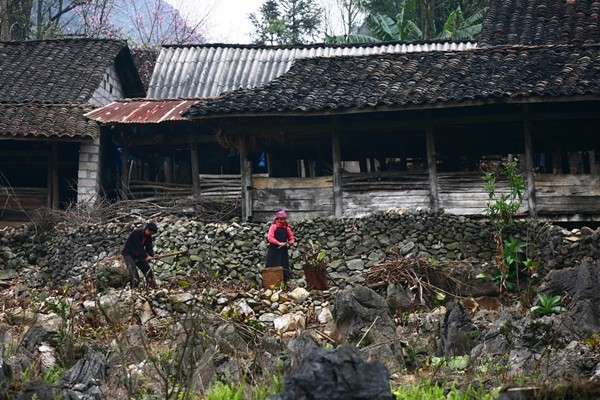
[265,210,296,284]
[122,222,159,289]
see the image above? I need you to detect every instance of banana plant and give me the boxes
[436,6,484,40]
[325,0,484,44]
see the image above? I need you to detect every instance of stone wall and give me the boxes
[0,210,599,288]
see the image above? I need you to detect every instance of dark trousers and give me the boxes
[123,254,156,289]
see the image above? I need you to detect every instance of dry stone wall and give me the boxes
[0,210,599,288]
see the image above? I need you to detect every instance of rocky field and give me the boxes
[1,206,600,399]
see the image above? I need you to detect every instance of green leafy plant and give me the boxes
[584,333,600,352]
[301,239,327,269]
[503,235,526,269]
[483,160,525,230]
[530,294,567,316]
[42,367,64,384]
[393,380,498,399]
[206,380,245,400]
[482,159,526,293]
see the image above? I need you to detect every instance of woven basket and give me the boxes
[262,266,284,289]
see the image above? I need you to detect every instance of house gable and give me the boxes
[0,39,145,219]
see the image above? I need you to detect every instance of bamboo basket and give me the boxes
[262,266,284,289]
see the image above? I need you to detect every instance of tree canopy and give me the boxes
[0,0,207,45]
[250,0,323,45]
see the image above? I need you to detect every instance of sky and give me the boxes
[165,0,348,44]
[166,0,264,44]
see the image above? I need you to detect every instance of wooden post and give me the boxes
[239,137,253,221]
[332,116,343,217]
[425,111,439,210]
[523,106,537,217]
[120,142,130,199]
[51,142,60,209]
[46,145,52,208]
[190,135,200,198]
[164,156,173,183]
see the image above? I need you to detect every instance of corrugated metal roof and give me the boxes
[148,41,477,98]
[84,99,200,123]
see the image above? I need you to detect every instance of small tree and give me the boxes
[483,159,525,293]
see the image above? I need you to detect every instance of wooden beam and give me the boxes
[523,105,537,217]
[239,138,253,221]
[332,116,342,217]
[124,134,218,146]
[210,107,599,138]
[425,111,439,210]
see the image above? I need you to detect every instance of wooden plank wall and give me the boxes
[126,171,600,221]
[251,176,334,222]
[535,174,600,217]
[438,172,528,216]
[342,171,431,217]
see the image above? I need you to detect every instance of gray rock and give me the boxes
[273,344,394,400]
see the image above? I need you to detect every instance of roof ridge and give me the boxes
[162,39,477,51]
[0,37,126,45]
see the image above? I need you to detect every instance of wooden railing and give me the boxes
[128,174,242,199]
[0,187,47,220]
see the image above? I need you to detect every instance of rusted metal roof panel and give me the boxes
[148,41,477,99]
[84,99,201,123]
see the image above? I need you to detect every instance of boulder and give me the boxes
[537,261,600,337]
[438,301,479,357]
[273,344,394,400]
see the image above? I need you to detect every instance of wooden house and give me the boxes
[0,39,144,221]
[85,41,475,200]
[181,0,600,223]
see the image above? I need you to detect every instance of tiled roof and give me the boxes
[0,38,145,139]
[479,0,600,47]
[0,38,144,104]
[148,41,476,98]
[0,104,100,139]
[183,44,600,117]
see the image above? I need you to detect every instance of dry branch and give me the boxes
[364,256,465,308]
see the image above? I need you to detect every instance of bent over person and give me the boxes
[122,222,158,289]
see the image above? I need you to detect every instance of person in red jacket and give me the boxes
[121,222,158,289]
[265,210,296,284]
